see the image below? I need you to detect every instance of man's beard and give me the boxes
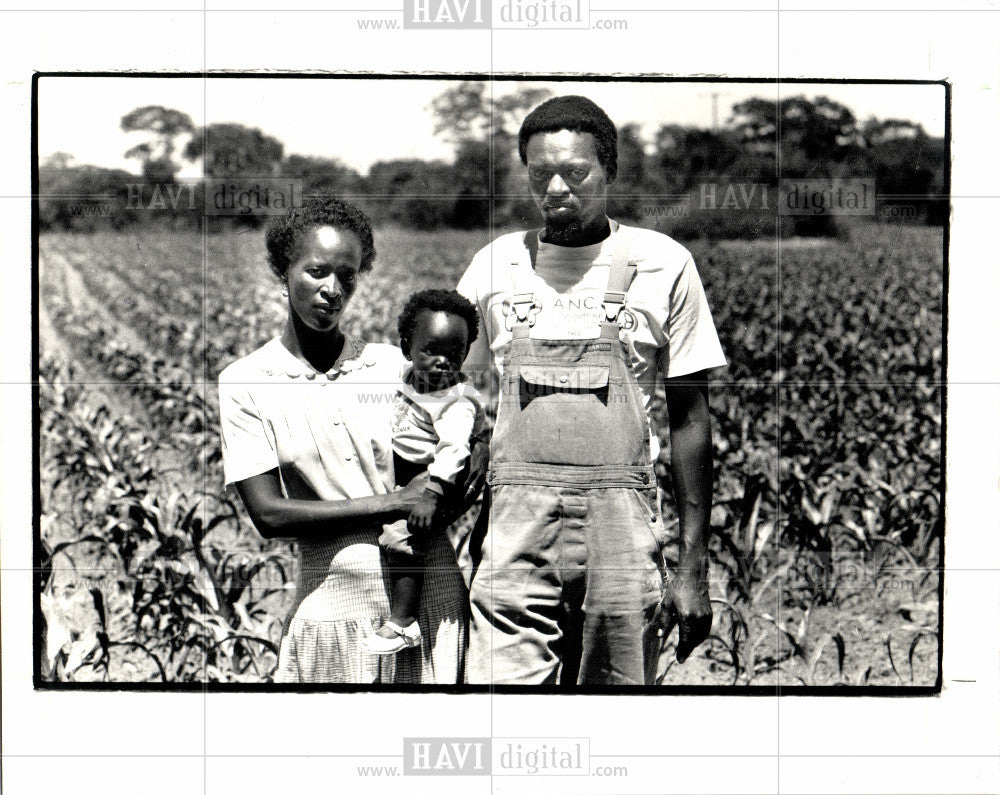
[543,209,608,245]
[543,209,584,240]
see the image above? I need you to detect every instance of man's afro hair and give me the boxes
[517,95,618,182]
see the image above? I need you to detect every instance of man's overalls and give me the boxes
[468,227,667,685]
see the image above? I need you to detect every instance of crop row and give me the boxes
[43,289,219,462]
[40,355,289,682]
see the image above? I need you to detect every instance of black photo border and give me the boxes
[31,71,950,696]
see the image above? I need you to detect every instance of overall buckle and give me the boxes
[602,290,627,323]
[503,292,540,330]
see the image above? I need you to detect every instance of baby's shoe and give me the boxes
[363,620,422,655]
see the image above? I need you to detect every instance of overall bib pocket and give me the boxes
[516,363,613,407]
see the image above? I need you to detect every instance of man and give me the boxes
[457,95,726,685]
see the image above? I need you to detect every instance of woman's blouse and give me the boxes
[219,336,404,499]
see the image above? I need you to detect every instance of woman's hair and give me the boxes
[265,197,376,279]
[397,289,480,354]
[517,95,618,182]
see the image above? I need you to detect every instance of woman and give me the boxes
[218,198,477,684]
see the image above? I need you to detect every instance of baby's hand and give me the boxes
[407,490,440,534]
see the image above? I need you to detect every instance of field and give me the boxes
[37,221,943,686]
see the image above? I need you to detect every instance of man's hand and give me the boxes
[407,490,440,534]
[659,571,712,663]
[662,370,714,664]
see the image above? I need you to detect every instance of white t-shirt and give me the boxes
[456,222,727,460]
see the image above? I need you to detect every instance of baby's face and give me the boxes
[406,310,470,391]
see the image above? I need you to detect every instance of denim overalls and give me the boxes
[468,228,667,685]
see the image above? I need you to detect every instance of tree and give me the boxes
[429,81,553,144]
[449,138,513,228]
[120,105,195,183]
[652,124,740,192]
[280,154,364,199]
[608,123,648,221]
[649,123,777,243]
[183,123,284,179]
[729,97,778,153]
[41,152,75,170]
[615,123,646,187]
[861,117,926,147]
[786,95,860,159]
[428,82,554,228]
[38,165,139,231]
[730,95,859,173]
[861,118,940,223]
[366,159,456,229]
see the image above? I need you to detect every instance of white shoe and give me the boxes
[364,620,422,655]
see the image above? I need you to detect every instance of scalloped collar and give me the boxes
[261,336,375,380]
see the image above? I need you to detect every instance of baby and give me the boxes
[364,289,485,655]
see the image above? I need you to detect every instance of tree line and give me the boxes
[39,83,945,239]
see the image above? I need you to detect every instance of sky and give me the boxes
[38,77,947,176]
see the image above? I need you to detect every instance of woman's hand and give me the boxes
[407,490,440,534]
[428,438,489,528]
[461,435,490,505]
[395,471,431,515]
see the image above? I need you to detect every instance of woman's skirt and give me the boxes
[273,528,466,684]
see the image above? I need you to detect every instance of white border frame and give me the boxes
[3,3,999,793]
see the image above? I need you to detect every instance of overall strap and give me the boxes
[505,229,543,339]
[602,226,635,325]
[524,227,541,271]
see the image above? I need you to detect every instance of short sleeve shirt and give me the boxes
[456,222,727,460]
[218,337,406,499]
